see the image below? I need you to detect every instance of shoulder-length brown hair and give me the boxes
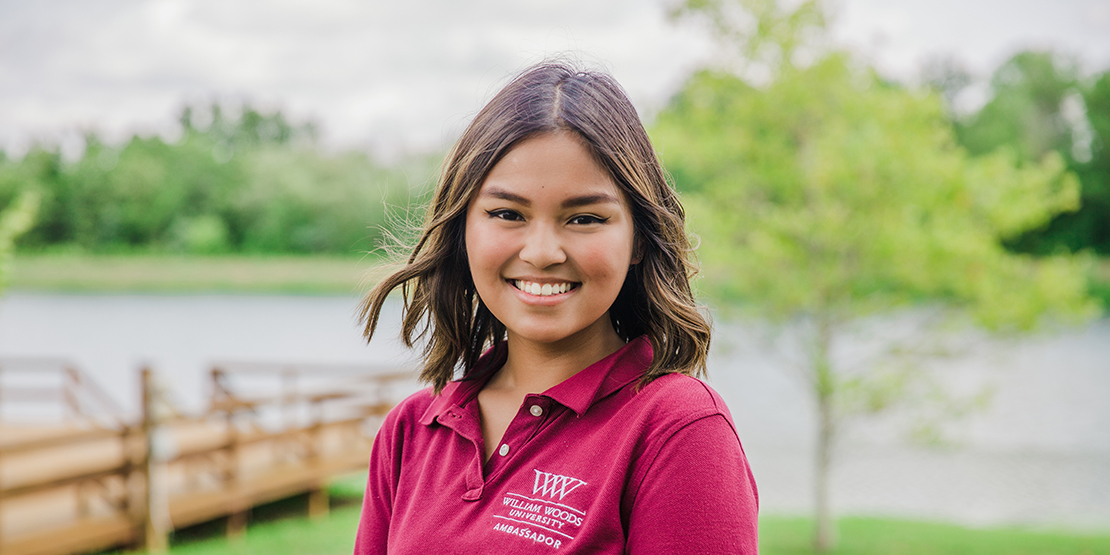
[359,61,711,393]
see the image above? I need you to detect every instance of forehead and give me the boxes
[477,132,624,203]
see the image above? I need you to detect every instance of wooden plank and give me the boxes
[2,515,135,555]
[168,456,357,528]
[0,426,128,455]
[2,466,129,498]
[1,434,131,493]
[207,390,355,413]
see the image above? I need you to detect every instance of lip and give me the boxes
[508,276,578,284]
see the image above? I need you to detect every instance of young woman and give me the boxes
[355,62,758,554]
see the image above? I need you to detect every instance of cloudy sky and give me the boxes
[2,0,1108,159]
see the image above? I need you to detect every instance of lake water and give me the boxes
[1,293,1107,530]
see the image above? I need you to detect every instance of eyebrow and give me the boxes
[481,187,621,208]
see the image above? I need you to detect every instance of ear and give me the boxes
[630,235,644,265]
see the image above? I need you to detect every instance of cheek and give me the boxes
[464,219,503,281]
[463,217,481,278]
[579,232,635,282]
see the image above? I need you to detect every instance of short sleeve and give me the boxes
[625,414,759,555]
[353,412,400,555]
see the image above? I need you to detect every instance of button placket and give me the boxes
[483,397,551,477]
[443,405,488,501]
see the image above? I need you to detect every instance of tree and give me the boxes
[0,190,39,289]
[659,0,1097,550]
[0,101,427,255]
[953,51,1110,254]
[956,51,1079,161]
[1072,71,1110,254]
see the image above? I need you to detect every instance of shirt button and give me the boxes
[529,405,543,417]
[498,444,510,457]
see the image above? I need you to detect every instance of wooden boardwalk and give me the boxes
[0,360,410,555]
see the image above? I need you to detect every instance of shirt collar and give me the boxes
[543,335,652,416]
[418,341,508,426]
[419,335,653,425]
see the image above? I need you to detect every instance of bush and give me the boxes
[0,104,435,256]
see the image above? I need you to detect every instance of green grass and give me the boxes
[8,252,391,294]
[760,516,1110,555]
[9,253,1110,312]
[104,477,368,555]
[110,475,1110,555]
[160,505,363,555]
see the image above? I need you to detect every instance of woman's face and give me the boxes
[465,131,638,348]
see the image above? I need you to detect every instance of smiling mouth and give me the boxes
[510,280,579,297]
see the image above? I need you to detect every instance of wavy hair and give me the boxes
[359,61,711,393]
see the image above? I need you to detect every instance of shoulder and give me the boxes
[611,372,740,449]
[634,373,735,426]
[619,374,754,514]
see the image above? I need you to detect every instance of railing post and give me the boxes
[122,423,139,549]
[307,393,329,519]
[64,366,81,420]
[308,485,329,519]
[283,369,295,462]
[215,366,247,539]
[141,367,169,553]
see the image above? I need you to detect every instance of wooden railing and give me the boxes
[0,358,127,426]
[0,359,138,555]
[0,359,412,555]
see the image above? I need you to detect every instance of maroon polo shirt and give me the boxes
[354,335,758,554]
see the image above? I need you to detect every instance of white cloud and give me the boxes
[0,0,1105,157]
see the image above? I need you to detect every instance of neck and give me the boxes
[490,319,626,394]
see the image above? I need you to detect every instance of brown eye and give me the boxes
[487,209,524,221]
[569,215,608,225]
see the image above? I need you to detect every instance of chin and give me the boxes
[510,326,578,345]
[506,315,612,347]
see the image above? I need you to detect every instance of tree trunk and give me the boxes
[814,388,835,552]
[813,317,836,552]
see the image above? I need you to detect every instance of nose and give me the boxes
[518,222,566,268]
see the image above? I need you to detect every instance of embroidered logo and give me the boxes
[492,469,588,549]
[532,469,587,501]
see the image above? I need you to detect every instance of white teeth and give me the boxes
[514,280,574,296]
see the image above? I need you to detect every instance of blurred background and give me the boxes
[1,0,1108,554]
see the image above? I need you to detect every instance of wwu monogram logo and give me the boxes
[532,469,587,501]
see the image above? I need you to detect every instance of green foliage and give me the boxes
[654,56,1095,330]
[0,103,433,256]
[956,51,1079,160]
[953,51,1110,255]
[232,146,414,254]
[0,190,39,289]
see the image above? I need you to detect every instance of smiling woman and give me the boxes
[465,132,636,356]
[354,61,758,554]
